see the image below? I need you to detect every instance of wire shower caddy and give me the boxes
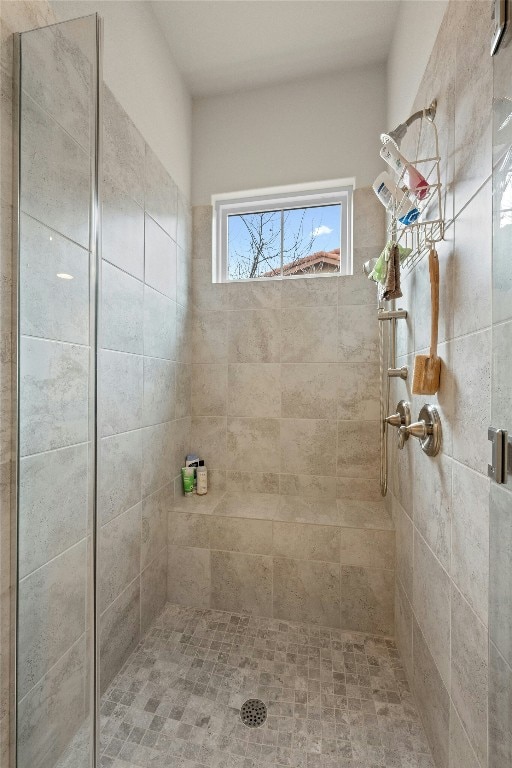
[383,109,445,274]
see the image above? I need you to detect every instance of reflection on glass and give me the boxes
[17,14,97,768]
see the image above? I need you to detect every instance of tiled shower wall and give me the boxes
[389,3,495,768]
[0,5,192,765]
[98,85,192,694]
[168,190,396,634]
[0,3,59,764]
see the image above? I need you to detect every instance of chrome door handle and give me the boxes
[488,427,511,484]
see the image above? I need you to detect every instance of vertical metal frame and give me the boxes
[89,14,103,768]
[10,29,21,768]
[11,15,103,768]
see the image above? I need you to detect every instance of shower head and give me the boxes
[380,122,408,148]
[381,100,437,148]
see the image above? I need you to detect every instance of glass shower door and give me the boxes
[489,19,512,768]
[15,15,100,768]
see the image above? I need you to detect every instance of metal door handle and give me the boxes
[488,427,511,484]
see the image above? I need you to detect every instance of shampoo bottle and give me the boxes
[380,143,429,200]
[372,171,420,226]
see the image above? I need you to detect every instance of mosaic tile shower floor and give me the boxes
[99,604,434,768]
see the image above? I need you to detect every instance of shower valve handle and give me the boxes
[397,405,442,456]
[398,420,429,446]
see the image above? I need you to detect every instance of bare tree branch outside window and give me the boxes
[228,205,341,279]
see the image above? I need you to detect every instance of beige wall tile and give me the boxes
[281,275,337,308]
[339,566,394,636]
[489,484,512,668]
[273,558,341,628]
[393,497,413,601]
[227,417,280,471]
[339,528,395,569]
[336,420,379,478]
[99,504,141,613]
[395,581,413,683]
[336,477,382,502]
[175,362,191,418]
[352,187,386,249]
[141,546,167,634]
[141,485,170,569]
[279,473,337,500]
[225,279,281,310]
[337,498,393,530]
[213,491,280,521]
[190,416,227,470]
[168,546,210,609]
[228,363,280,417]
[192,205,212,259]
[227,471,279,494]
[277,495,339,526]
[449,703,480,768]
[273,521,340,562]
[453,182,492,337]
[337,363,379,421]
[228,309,280,363]
[192,309,228,363]
[413,532,451,688]
[338,267,377,306]
[452,328,491,475]
[281,419,337,476]
[452,460,489,626]
[281,363,338,419]
[489,642,512,768]
[413,619,450,768]
[451,586,488,768]
[191,363,227,417]
[413,452,452,572]
[192,257,227,311]
[281,306,337,363]
[18,541,86,699]
[453,0,493,213]
[210,516,272,555]
[211,551,272,616]
[169,510,211,548]
[100,579,140,694]
[17,637,86,768]
[337,304,378,363]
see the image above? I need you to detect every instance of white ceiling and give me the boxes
[150,0,401,98]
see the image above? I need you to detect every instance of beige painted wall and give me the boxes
[191,64,387,205]
[52,0,192,198]
[386,0,448,127]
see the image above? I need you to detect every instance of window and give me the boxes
[212,180,353,282]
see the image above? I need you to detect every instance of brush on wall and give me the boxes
[412,248,441,394]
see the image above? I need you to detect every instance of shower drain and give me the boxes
[240,698,267,728]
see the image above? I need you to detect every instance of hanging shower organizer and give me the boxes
[383,105,445,274]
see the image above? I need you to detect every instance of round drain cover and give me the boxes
[240,698,267,728]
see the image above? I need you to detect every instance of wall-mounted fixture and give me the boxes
[386,400,411,433]
[378,309,408,496]
[398,403,442,456]
[377,101,445,274]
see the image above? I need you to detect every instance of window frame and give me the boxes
[212,179,354,283]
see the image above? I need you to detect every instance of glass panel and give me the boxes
[228,209,282,278]
[227,203,342,279]
[489,25,512,768]
[16,15,98,768]
[282,204,341,275]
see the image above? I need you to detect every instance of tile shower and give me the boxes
[0,3,510,768]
